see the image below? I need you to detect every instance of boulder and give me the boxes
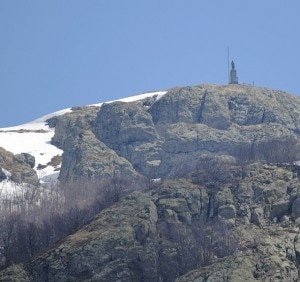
[251,207,265,226]
[270,200,290,220]
[218,204,236,219]
[14,153,35,168]
[0,147,38,185]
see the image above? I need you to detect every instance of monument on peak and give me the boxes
[229,60,238,84]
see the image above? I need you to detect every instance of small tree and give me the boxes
[259,137,300,164]
[0,212,21,267]
[195,156,232,190]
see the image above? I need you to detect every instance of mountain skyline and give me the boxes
[1,0,299,127]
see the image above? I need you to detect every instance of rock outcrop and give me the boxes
[14,153,35,169]
[0,147,38,185]
[48,106,138,182]
[50,84,300,182]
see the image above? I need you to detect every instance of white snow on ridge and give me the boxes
[0,90,166,132]
[1,108,73,132]
[91,90,167,107]
[0,90,167,190]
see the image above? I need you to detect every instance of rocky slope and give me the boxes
[2,163,300,281]
[49,84,300,182]
[2,84,300,281]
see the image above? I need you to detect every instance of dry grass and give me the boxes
[47,155,62,167]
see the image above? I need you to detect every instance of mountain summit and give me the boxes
[1,84,300,185]
[48,83,300,182]
[2,84,300,281]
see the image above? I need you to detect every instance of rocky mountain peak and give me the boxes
[49,84,300,182]
[2,84,300,281]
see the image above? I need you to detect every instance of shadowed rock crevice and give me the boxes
[197,89,207,123]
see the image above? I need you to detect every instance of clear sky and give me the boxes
[0,1,299,127]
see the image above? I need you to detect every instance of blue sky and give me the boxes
[0,1,299,127]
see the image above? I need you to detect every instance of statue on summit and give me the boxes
[231,60,235,70]
[229,60,238,84]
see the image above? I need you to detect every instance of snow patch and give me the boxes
[1,108,72,132]
[91,91,167,108]
[38,166,60,187]
[0,131,62,170]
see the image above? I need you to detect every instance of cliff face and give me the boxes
[50,84,300,182]
[2,163,300,281]
[49,106,138,182]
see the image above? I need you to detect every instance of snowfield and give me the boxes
[0,91,167,194]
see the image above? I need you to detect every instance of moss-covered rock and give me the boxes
[0,147,38,185]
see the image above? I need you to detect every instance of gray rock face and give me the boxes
[2,164,300,281]
[50,84,300,182]
[49,85,300,181]
[94,102,158,148]
[93,101,161,177]
[58,129,138,182]
[149,86,205,124]
[48,106,139,182]
[150,85,300,131]
[49,105,98,149]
